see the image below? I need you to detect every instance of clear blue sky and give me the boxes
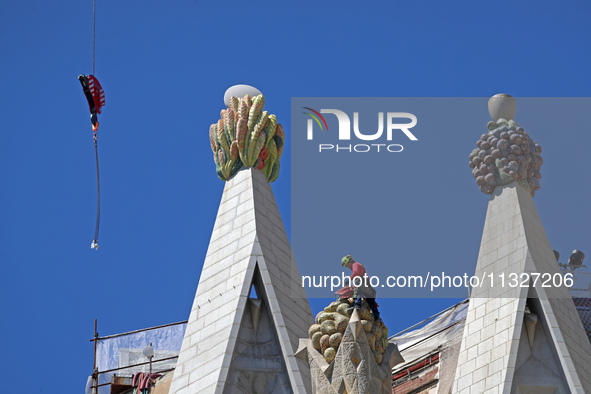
[1,1,590,392]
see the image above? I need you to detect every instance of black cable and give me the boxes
[93,133,100,248]
[93,0,95,75]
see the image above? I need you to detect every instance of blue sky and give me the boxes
[1,1,590,392]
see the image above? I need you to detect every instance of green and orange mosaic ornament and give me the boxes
[209,94,284,182]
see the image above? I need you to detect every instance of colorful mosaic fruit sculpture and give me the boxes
[469,119,542,197]
[209,94,284,182]
[308,298,389,365]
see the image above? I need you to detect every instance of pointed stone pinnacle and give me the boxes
[169,168,313,393]
[349,308,362,342]
[454,182,591,393]
[248,298,262,332]
[524,311,538,349]
[294,338,310,362]
[387,343,405,369]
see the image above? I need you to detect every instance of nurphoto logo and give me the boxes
[303,106,418,153]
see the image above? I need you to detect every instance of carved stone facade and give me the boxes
[296,309,404,394]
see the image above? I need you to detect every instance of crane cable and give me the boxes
[93,0,95,75]
[91,0,100,250]
[92,128,100,250]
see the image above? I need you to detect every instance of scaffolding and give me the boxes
[87,320,187,394]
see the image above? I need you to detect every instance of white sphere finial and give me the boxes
[488,93,516,122]
[224,84,262,107]
[142,345,155,358]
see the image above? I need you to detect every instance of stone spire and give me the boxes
[453,96,591,393]
[169,167,314,393]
